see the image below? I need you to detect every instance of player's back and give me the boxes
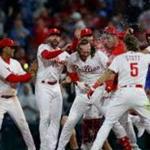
[111,51,150,87]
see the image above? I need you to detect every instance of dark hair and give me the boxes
[124,34,140,52]
[146,33,150,44]
[77,39,96,57]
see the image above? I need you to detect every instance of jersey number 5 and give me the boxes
[130,63,138,77]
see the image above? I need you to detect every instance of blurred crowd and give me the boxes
[0,0,150,149]
[0,0,149,63]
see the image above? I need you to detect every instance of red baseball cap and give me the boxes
[0,38,16,48]
[47,28,61,36]
[104,26,118,35]
[80,28,93,38]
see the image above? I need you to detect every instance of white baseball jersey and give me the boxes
[0,56,25,95]
[67,50,108,86]
[109,51,150,87]
[36,43,70,81]
[0,56,36,150]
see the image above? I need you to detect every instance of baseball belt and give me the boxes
[41,80,57,85]
[121,84,143,88]
[1,95,15,99]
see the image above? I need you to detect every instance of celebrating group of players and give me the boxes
[0,25,150,150]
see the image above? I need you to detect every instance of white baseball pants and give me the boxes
[57,86,127,150]
[91,87,150,150]
[0,96,36,150]
[57,86,105,150]
[35,81,63,150]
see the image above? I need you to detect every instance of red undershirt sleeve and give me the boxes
[41,49,63,59]
[6,73,32,83]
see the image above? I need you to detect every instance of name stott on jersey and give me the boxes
[67,50,108,86]
[37,43,70,81]
[109,51,150,87]
[0,56,26,95]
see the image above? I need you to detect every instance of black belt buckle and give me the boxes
[1,95,14,99]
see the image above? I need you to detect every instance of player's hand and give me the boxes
[62,43,72,51]
[54,57,67,65]
[86,87,95,99]
[86,80,102,99]
[28,60,38,78]
[76,81,90,92]
[28,68,36,78]
[29,70,36,78]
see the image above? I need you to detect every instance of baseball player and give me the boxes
[79,28,107,150]
[129,45,150,138]
[35,28,69,150]
[57,39,131,150]
[101,26,142,150]
[87,34,150,150]
[0,38,36,150]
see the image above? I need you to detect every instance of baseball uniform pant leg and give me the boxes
[134,106,150,134]
[0,100,6,130]
[8,97,36,150]
[57,94,91,150]
[35,84,52,150]
[119,112,140,150]
[130,115,145,138]
[112,121,127,138]
[91,88,150,150]
[91,86,106,112]
[81,142,92,150]
[128,88,150,134]
[91,93,129,150]
[0,100,8,150]
[47,90,63,150]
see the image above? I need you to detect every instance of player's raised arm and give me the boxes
[38,28,64,60]
[41,48,63,59]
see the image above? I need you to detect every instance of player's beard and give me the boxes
[78,53,89,61]
[50,39,59,48]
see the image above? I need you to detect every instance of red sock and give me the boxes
[118,136,132,150]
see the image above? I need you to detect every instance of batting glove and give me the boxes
[87,87,95,99]
[86,81,102,99]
